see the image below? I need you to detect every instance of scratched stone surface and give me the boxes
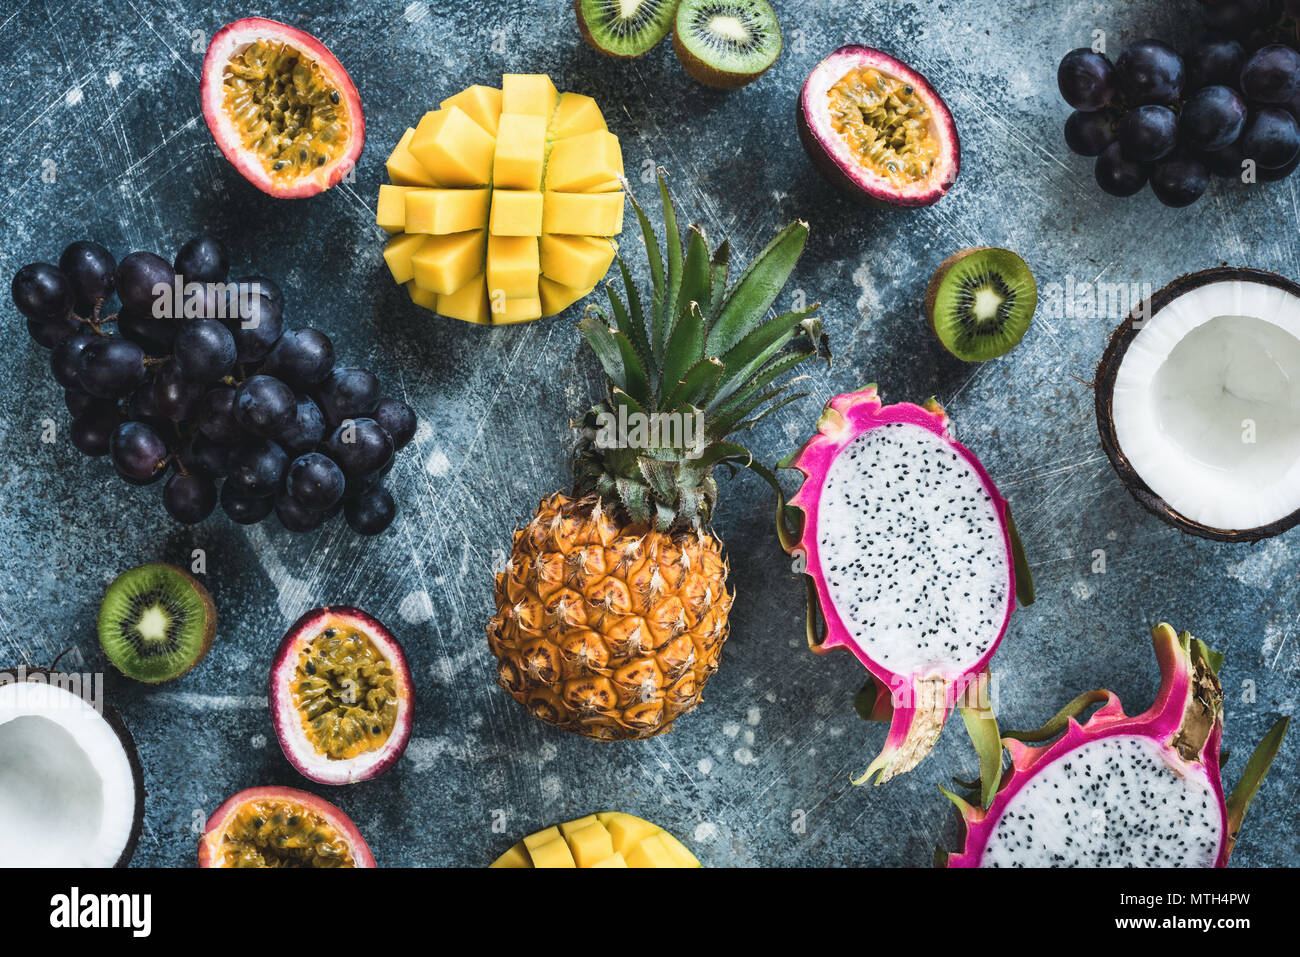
[1,0,1296,868]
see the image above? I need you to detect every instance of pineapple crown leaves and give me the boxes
[574,169,830,532]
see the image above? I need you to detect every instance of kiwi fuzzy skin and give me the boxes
[672,18,781,89]
[924,247,991,357]
[98,563,217,684]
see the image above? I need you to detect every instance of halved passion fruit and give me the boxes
[798,45,959,208]
[269,606,413,785]
[200,18,364,199]
[198,786,375,867]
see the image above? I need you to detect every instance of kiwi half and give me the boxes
[575,0,678,58]
[673,0,782,89]
[98,564,217,683]
[925,247,1037,362]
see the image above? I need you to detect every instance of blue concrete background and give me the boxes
[0,0,1295,867]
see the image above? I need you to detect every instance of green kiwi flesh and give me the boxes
[925,247,1037,362]
[98,564,216,683]
[673,0,782,88]
[575,0,678,58]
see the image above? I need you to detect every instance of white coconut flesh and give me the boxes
[1112,279,1300,531]
[0,681,137,867]
[816,422,1010,676]
[979,734,1222,867]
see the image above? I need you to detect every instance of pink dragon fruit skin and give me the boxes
[944,624,1288,867]
[785,385,1018,784]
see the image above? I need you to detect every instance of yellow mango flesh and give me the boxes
[490,190,544,236]
[411,230,485,295]
[377,74,621,325]
[405,188,490,234]
[490,812,701,868]
[439,84,502,136]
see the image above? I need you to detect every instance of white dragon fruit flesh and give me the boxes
[782,385,1026,784]
[943,623,1288,867]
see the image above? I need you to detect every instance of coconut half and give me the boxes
[1097,267,1300,540]
[0,671,144,866]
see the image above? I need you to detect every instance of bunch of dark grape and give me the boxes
[1058,6,1300,207]
[12,236,416,535]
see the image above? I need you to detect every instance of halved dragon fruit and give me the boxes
[269,606,414,785]
[942,623,1288,867]
[781,386,1030,784]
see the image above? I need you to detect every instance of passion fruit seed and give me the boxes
[293,626,397,760]
[828,67,940,186]
[223,40,349,182]
[219,799,354,867]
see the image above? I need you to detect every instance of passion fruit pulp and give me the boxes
[200,18,364,199]
[269,606,413,785]
[198,786,375,868]
[798,45,960,208]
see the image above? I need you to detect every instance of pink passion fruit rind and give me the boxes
[269,606,414,786]
[198,785,376,868]
[200,17,365,199]
[798,45,960,208]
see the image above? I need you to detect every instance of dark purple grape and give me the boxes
[1119,105,1179,161]
[58,241,116,311]
[173,235,229,286]
[275,491,330,532]
[285,452,345,511]
[240,274,284,313]
[197,386,241,444]
[1057,49,1117,110]
[1240,44,1300,104]
[12,263,73,321]
[225,438,289,497]
[163,472,218,524]
[1064,110,1119,156]
[1259,151,1300,179]
[233,374,296,438]
[344,487,395,536]
[276,395,327,457]
[263,328,335,389]
[125,378,169,432]
[50,333,95,389]
[372,397,417,450]
[1181,85,1248,151]
[225,289,283,363]
[1184,34,1247,91]
[114,252,176,316]
[1241,107,1300,167]
[109,421,169,484]
[174,318,236,383]
[325,417,394,477]
[117,306,177,356]
[1151,152,1212,206]
[313,367,380,427]
[221,482,275,524]
[70,405,123,456]
[1095,142,1150,196]
[151,360,204,421]
[1116,40,1185,105]
[26,315,80,348]
[77,337,146,398]
[343,461,391,501]
[65,389,96,417]
[1201,139,1248,176]
[186,433,233,477]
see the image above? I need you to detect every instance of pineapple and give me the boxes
[486,173,827,740]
